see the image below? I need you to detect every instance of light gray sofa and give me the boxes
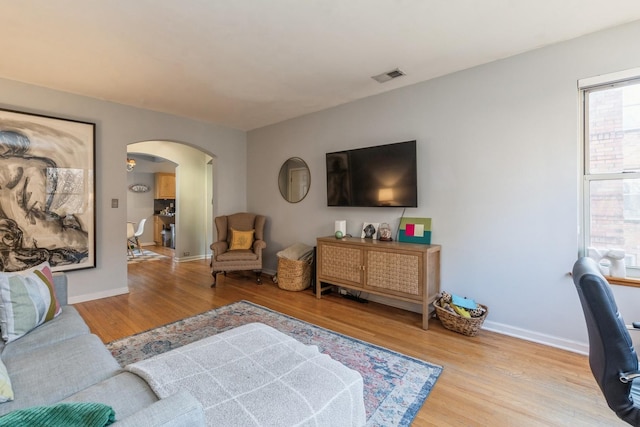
[0,273,205,426]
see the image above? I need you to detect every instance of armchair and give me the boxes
[572,257,640,425]
[210,213,266,287]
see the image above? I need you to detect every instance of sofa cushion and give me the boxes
[111,391,205,427]
[1,306,89,359]
[0,262,62,343]
[0,334,121,416]
[0,359,13,403]
[62,372,158,421]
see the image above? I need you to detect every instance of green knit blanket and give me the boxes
[0,402,115,426]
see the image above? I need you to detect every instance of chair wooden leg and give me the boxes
[256,271,262,285]
[135,237,142,254]
[211,272,217,288]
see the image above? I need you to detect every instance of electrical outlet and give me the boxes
[111,198,118,208]
[183,251,190,256]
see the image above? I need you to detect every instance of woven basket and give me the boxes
[277,257,312,291]
[434,302,488,337]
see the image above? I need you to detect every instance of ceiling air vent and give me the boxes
[371,68,406,83]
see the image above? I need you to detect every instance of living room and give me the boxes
[2,2,640,425]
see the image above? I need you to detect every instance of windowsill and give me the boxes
[606,276,640,288]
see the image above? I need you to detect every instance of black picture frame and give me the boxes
[0,108,96,272]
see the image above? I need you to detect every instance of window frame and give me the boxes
[581,73,640,286]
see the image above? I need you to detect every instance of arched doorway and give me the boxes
[126,140,216,264]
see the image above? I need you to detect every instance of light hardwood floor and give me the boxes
[75,245,624,426]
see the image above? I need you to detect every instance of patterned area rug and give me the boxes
[106,300,443,426]
[127,249,169,264]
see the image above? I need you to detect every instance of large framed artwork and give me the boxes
[0,108,96,272]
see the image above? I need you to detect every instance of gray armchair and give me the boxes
[210,213,266,287]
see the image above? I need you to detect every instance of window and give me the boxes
[582,76,640,282]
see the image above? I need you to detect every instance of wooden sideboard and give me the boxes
[316,236,441,329]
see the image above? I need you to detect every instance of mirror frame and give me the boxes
[278,157,310,203]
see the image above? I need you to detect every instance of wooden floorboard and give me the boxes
[74,245,624,426]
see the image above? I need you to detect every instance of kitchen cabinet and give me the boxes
[155,173,175,199]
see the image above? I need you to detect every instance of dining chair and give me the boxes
[127,222,136,257]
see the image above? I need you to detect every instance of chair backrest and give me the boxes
[572,257,640,424]
[126,222,135,239]
[215,213,265,243]
[135,218,147,236]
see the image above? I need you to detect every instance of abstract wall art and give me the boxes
[0,108,95,272]
[398,217,432,244]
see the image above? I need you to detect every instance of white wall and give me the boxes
[0,78,246,303]
[247,21,640,352]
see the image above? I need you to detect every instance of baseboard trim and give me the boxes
[482,320,588,355]
[174,254,207,262]
[360,294,589,354]
[69,286,130,304]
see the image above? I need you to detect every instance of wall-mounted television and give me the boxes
[326,140,418,207]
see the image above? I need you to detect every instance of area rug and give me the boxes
[106,300,443,427]
[127,249,169,264]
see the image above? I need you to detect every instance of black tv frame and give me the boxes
[326,140,418,208]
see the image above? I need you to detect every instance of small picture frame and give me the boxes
[361,222,380,239]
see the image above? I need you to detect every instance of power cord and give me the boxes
[395,207,406,241]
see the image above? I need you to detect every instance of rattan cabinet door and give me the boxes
[365,249,422,300]
[318,242,363,287]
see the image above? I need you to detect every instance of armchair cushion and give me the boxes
[229,228,254,250]
[217,250,258,262]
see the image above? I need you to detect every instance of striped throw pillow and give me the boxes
[0,262,62,343]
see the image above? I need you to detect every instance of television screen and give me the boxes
[326,140,418,207]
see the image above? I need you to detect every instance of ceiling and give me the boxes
[2,1,640,131]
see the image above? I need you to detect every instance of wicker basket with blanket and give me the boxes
[276,243,314,291]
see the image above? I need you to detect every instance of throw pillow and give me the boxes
[26,262,61,317]
[0,262,62,343]
[0,358,13,403]
[0,402,115,426]
[229,228,255,250]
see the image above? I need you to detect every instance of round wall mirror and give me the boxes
[278,157,310,203]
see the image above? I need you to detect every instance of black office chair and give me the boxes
[572,257,640,425]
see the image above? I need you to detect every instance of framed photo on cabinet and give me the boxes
[361,222,380,239]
